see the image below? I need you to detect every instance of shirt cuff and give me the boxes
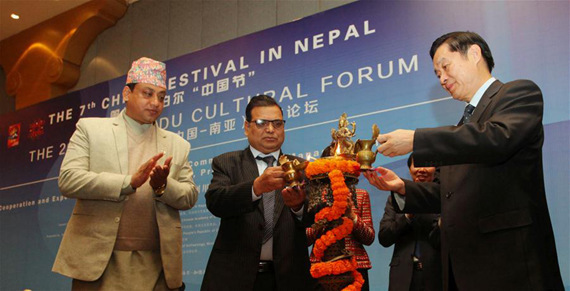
[121,175,136,195]
[394,192,406,211]
[291,205,304,221]
[252,186,262,202]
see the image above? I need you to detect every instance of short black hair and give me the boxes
[245,95,283,122]
[408,154,440,183]
[126,83,137,91]
[430,31,494,73]
[407,154,413,168]
[321,142,335,158]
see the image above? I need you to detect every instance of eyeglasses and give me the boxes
[249,119,286,129]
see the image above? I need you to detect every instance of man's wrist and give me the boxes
[291,204,303,212]
[291,204,304,217]
[396,180,406,194]
[153,182,167,196]
[120,176,136,195]
[252,177,264,196]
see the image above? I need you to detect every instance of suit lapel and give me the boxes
[242,149,264,214]
[112,114,129,174]
[470,80,502,123]
[242,147,260,180]
[273,152,286,223]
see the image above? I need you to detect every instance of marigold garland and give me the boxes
[344,268,365,291]
[310,256,356,277]
[310,257,364,291]
[314,170,352,222]
[312,217,353,260]
[308,159,363,291]
[305,158,360,178]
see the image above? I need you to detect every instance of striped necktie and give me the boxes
[256,155,276,243]
[460,104,476,125]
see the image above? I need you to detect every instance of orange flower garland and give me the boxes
[310,256,364,291]
[310,256,357,277]
[305,158,360,178]
[312,217,353,260]
[307,158,363,291]
[314,170,351,222]
[345,269,365,291]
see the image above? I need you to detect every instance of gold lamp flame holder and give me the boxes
[279,155,308,187]
[328,113,379,168]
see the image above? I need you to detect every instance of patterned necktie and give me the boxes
[414,240,421,259]
[256,155,276,243]
[461,104,476,124]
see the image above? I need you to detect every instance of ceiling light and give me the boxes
[11,13,20,20]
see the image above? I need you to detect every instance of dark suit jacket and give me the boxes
[201,147,315,291]
[401,80,564,290]
[379,196,441,291]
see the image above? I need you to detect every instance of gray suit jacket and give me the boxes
[201,148,316,291]
[403,80,564,290]
[52,111,198,289]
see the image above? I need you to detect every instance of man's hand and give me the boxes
[362,167,406,194]
[377,129,415,157]
[282,186,306,212]
[346,198,357,222]
[130,152,164,189]
[150,156,172,189]
[253,166,285,196]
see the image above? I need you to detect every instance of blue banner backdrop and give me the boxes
[1,1,568,290]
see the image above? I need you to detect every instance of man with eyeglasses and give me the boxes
[201,95,318,291]
[53,57,198,290]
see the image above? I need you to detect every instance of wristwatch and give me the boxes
[153,183,167,196]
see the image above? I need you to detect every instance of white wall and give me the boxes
[71,0,356,92]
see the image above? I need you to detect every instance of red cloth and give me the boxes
[307,189,375,269]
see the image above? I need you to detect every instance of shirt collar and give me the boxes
[122,110,153,135]
[469,77,496,107]
[250,146,280,161]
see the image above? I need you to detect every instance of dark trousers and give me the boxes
[409,268,424,291]
[253,262,276,291]
[448,257,459,291]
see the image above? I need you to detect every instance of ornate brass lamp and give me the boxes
[279,155,308,187]
[305,113,379,291]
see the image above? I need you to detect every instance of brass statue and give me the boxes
[323,113,380,170]
[330,113,356,155]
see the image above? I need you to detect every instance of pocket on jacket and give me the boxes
[478,208,533,234]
